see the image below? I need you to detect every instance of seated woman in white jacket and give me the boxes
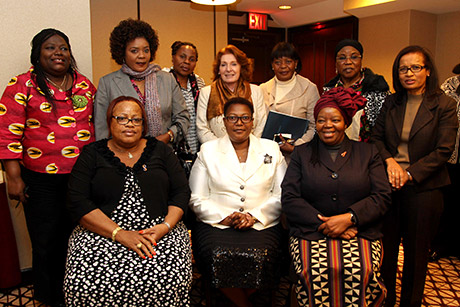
[196,45,267,143]
[189,97,287,306]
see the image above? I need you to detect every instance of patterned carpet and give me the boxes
[1,251,459,306]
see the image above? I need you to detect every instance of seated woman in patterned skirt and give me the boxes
[64,96,192,306]
[282,87,391,306]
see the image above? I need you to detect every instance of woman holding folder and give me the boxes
[260,42,320,154]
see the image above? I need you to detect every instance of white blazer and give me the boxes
[189,134,287,230]
[196,84,267,144]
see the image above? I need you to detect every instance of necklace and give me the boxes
[128,152,133,159]
[236,148,248,162]
[46,74,68,92]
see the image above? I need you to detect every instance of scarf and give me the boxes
[121,63,162,136]
[170,69,201,108]
[207,78,252,121]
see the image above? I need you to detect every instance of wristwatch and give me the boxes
[350,212,357,225]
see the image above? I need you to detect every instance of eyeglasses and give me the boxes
[112,116,144,126]
[225,115,253,124]
[398,65,426,74]
[336,55,362,63]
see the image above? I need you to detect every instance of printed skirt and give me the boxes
[290,236,386,307]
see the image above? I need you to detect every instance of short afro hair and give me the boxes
[110,19,159,65]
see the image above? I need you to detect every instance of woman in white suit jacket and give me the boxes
[189,97,286,306]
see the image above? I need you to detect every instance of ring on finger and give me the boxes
[136,243,143,249]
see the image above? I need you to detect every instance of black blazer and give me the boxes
[281,137,391,240]
[371,93,458,192]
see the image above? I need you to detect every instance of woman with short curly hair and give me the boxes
[94,18,189,146]
[196,45,267,143]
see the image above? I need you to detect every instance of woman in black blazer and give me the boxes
[371,45,458,307]
[282,87,391,307]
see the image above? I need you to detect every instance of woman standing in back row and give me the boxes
[0,29,96,306]
[94,19,189,145]
[371,45,458,307]
[260,42,319,156]
[164,41,205,156]
[324,39,389,142]
[196,45,267,143]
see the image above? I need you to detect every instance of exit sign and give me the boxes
[248,13,267,31]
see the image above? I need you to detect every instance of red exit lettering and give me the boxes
[248,13,267,31]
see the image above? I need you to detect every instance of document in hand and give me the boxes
[261,110,309,141]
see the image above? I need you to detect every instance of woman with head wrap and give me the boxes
[323,39,389,142]
[282,87,391,306]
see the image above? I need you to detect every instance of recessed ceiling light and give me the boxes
[278,5,292,10]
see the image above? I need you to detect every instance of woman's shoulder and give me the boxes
[259,77,275,90]
[98,69,124,82]
[296,74,316,87]
[362,68,390,93]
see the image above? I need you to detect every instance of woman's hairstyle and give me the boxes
[110,19,159,65]
[106,96,148,137]
[171,41,198,61]
[30,28,77,104]
[392,45,440,101]
[223,97,254,116]
[212,45,253,82]
[271,42,302,73]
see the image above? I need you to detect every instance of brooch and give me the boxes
[72,95,88,109]
[264,154,272,164]
[341,151,347,157]
[142,164,147,172]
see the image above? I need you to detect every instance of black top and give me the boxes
[67,137,190,223]
[281,137,391,240]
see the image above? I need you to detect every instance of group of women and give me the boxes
[0,16,458,307]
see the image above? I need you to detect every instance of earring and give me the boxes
[335,68,338,74]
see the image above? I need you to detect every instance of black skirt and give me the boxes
[192,221,284,289]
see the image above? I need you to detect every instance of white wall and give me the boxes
[0,0,93,270]
[0,0,93,88]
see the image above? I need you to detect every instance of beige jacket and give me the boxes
[260,74,319,145]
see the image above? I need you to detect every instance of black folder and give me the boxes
[262,110,309,141]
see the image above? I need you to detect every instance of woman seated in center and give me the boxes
[189,97,287,306]
[282,87,391,307]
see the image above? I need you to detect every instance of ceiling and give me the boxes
[229,0,460,27]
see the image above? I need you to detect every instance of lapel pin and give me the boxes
[341,151,347,157]
[264,154,272,164]
[142,164,147,171]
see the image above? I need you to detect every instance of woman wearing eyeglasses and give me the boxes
[371,46,458,307]
[189,97,287,306]
[65,96,192,306]
[324,39,389,142]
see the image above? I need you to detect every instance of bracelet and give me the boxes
[167,130,174,143]
[112,226,122,242]
[163,222,171,231]
[406,170,413,181]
